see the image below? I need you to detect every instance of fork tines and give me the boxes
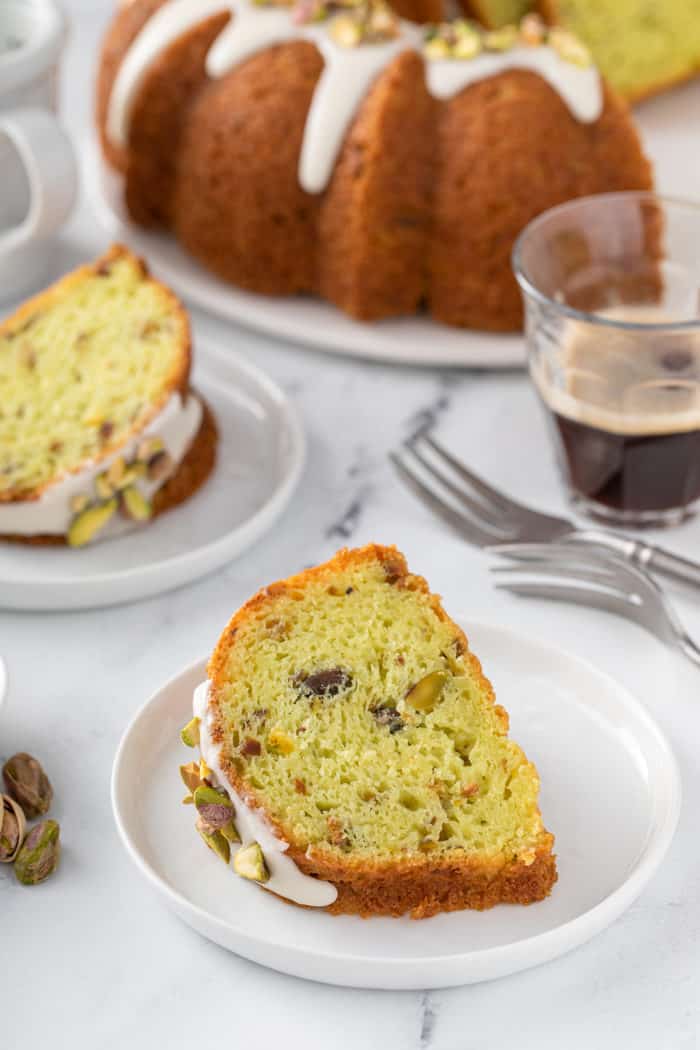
[390,432,518,548]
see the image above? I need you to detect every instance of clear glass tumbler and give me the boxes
[513,192,700,527]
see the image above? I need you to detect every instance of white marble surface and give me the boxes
[2,3,700,1046]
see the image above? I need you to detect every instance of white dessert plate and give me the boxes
[111,620,680,990]
[85,141,524,370]
[0,343,305,611]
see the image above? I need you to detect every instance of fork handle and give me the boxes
[572,530,700,590]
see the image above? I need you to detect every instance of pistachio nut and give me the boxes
[0,794,26,863]
[548,26,592,66]
[120,486,153,522]
[233,841,270,883]
[106,456,127,489]
[220,822,241,844]
[453,27,482,59]
[484,24,519,51]
[14,820,60,885]
[70,493,91,515]
[67,498,118,547]
[196,819,230,864]
[404,670,447,712]
[94,472,114,501]
[193,785,235,832]
[180,761,202,793]
[2,752,53,819]
[180,716,201,748]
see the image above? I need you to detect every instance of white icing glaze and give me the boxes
[425,46,601,122]
[193,680,338,907]
[0,393,203,537]
[106,0,603,195]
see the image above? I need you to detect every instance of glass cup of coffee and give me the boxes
[513,192,700,527]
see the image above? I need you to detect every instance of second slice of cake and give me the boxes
[182,544,557,918]
[0,245,216,546]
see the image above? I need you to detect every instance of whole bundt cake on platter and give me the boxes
[96,1,652,332]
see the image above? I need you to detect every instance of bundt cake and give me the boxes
[0,245,216,547]
[179,544,557,918]
[96,0,652,332]
[466,1,700,101]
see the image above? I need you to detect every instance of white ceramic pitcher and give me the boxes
[0,0,77,302]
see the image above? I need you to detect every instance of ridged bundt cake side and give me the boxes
[182,544,557,919]
[96,1,653,332]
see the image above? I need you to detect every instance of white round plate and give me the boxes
[0,344,305,611]
[112,620,680,990]
[86,142,524,370]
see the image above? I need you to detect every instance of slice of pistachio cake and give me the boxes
[181,544,556,918]
[0,244,216,546]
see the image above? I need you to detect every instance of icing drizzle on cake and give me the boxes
[0,393,202,539]
[193,680,339,907]
[106,0,603,195]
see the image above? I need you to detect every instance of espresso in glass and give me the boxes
[514,193,700,526]
[532,307,700,524]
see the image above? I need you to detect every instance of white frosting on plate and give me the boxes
[106,0,603,195]
[193,679,338,907]
[0,392,202,538]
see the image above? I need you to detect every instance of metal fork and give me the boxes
[491,543,700,666]
[390,430,700,589]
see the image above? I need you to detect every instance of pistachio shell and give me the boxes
[2,752,53,819]
[233,841,270,883]
[0,794,26,863]
[14,820,60,885]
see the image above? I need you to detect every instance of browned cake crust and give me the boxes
[2,400,217,547]
[207,544,557,919]
[96,4,653,332]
